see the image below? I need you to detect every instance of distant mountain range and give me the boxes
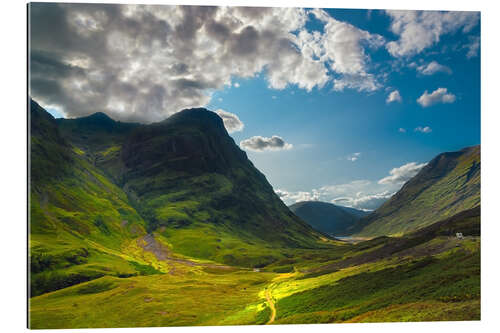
[350,145,480,237]
[289,201,369,236]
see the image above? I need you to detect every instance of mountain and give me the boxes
[30,100,326,296]
[30,99,148,297]
[350,145,480,237]
[117,108,326,265]
[289,201,369,236]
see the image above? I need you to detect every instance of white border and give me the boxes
[1,0,499,332]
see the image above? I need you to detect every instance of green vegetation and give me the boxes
[28,101,480,328]
[352,145,480,237]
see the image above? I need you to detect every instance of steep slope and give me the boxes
[38,103,326,270]
[56,113,140,184]
[289,201,368,236]
[351,145,480,237]
[118,108,326,266]
[30,100,148,296]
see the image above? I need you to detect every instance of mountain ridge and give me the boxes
[289,201,369,236]
[350,145,480,237]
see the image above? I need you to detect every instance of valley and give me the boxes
[28,100,480,328]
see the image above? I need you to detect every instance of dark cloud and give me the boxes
[28,3,387,122]
[240,135,292,152]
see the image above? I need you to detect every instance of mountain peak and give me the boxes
[161,107,226,133]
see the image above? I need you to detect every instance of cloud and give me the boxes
[464,35,480,58]
[378,162,427,185]
[278,180,394,210]
[233,82,240,88]
[414,126,432,133]
[398,127,406,133]
[240,135,293,152]
[386,90,402,103]
[385,10,479,57]
[416,61,452,75]
[275,189,320,202]
[331,191,394,211]
[417,87,456,107]
[347,152,361,162]
[27,4,316,122]
[215,109,244,133]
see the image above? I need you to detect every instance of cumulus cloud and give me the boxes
[240,135,293,152]
[398,128,406,133]
[29,4,388,122]
[385,10,479,57]
[275,189,320,202]
[416,61,452,75]
[386,90,402,103]
[331,191,394,211]
[414,126,432,133]
[214,109,244,133]
[417,87,456,107]
[347,152,361,162]
[378,162,427,185]
[277,180,395,210]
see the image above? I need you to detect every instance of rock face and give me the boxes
[350,145,480,237]
[289,201,369,236]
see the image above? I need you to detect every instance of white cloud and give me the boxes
[233,82,240,88]
[416,61,452,75]
[331,191,394,211]
[33,5,368,122]
[414,126,432,133]
[278,180,395,210]
[378,162,427,185]
[275,189,320,202]
[398,128,406,133]
[417,87,456,107]
[386,90,402,103]
[240,135,293,152]
[385,10,479,57]
[464,35,480,58]
[215,109,244,133]
[347,152,361,162]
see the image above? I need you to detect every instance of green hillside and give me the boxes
[29,100,480,327]
[351,146,480,237]
[289,201,369,236]
[30,100,148,297]
[30,206,480,328]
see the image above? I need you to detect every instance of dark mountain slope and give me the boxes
[289,201,368,236]
[118,108,326,265]
[56,113,141,184]
[350,145,480,237]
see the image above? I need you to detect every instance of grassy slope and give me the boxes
[30,100,150,296]
[353,146,480,237]
[30,207,480,327]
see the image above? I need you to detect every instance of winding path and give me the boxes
[265,289,276,324]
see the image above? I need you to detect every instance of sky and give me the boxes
[29,3,480,210]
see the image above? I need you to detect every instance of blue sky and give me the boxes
[205,9,480,209]
[31,5,480,210]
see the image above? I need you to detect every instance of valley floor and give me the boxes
[29,232,480,328]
